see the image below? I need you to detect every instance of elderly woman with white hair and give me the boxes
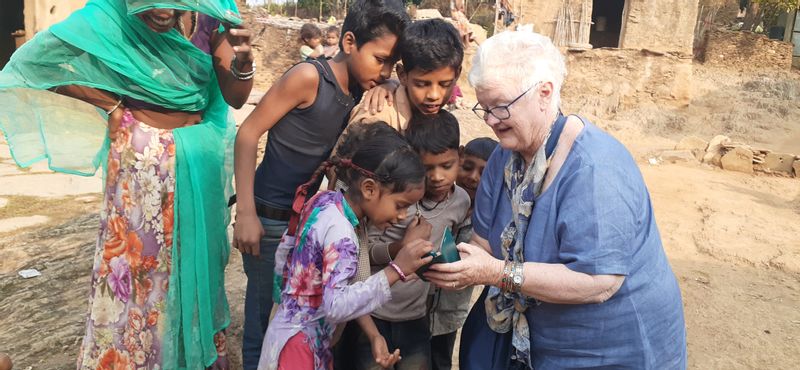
[423,31,687,369]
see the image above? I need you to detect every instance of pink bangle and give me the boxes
[388,261,407,282]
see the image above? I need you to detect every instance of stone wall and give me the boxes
[703,29,794,70]
[562,48,693,115]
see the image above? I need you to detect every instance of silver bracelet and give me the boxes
[231,56,256,81]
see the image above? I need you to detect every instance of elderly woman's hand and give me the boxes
[424,242,504,290]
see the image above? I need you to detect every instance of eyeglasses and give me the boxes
[472,83,539,121]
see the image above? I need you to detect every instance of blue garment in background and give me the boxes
[463,120,687,369]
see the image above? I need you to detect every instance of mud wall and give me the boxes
[562,48,694,115]
[513,0,698,55]
[621,0,698,55]
[23,0,86,39]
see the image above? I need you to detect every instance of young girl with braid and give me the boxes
[260,123,434,370]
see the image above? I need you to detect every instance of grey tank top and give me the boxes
[254,58,359,210]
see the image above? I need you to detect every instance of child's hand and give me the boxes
[402,216,432,245]
[370,334,401,368]
[232,213,265,257]
[393,239,434,276]
[363,80,400,115]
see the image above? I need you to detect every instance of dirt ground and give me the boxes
[1,60,799,369]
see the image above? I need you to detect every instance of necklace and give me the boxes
[417,186,453,219]
[187,11,199,40]
[178,11,199,40]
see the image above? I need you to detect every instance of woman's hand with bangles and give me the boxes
[224,25,254,70]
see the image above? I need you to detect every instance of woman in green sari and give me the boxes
[0,0,252,368]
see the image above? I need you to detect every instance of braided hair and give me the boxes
[333,122,425,199]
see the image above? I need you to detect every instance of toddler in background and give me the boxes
[299,23,324,61]
[324,26,340,58]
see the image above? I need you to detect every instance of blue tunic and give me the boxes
[463,120,687,369]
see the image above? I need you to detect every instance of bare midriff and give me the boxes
[128,105,203,129]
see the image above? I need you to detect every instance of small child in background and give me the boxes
[357,111,471,370]
[260,126,433,370]
[455,137,498,221]
[299,23,324,61]
[445,84,465,110]
[323,26,340,58]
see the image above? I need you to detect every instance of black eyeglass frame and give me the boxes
[472,83,540,121]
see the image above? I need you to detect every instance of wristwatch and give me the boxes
[511,262,524,293]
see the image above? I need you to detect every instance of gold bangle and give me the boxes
[500,259,513,293]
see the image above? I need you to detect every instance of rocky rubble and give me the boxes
[661,135,800,177]
[702,29,794,70]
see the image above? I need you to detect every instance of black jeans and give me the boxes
[430,331,457,370]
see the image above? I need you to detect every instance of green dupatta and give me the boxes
[0,0,240,367]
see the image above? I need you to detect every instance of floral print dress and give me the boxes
[76,111,228,369]
[258,191,392,370]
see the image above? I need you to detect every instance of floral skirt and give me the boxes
[77,110,228,369]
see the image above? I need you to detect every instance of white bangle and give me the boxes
[106,99,123,115]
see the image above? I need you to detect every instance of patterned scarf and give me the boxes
[485,113,565,369]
